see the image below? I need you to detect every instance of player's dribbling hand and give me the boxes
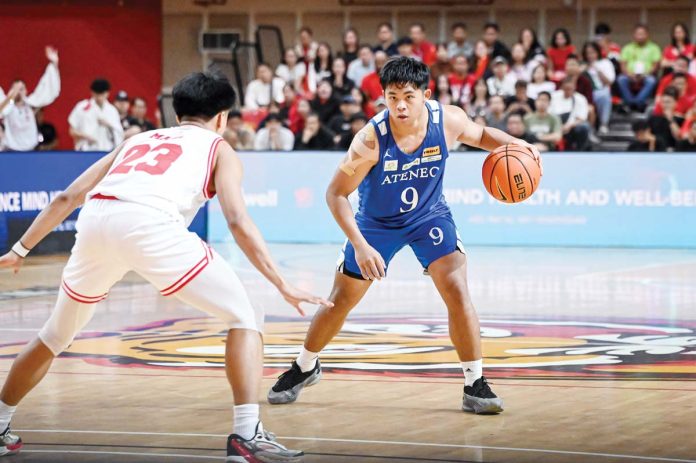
[513,140,544,176]
[354,243,386,281]
[0,252,24,274]
[278,283,334,316]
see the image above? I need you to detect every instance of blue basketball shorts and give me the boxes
[337,213,465,279]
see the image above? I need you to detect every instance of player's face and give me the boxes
[384,84,428,124]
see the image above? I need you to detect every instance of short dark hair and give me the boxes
[483,22,499,32]
[634,23,649,32]
[551,28,572,47]
[507,112,523,121]
[537,91,551,100]
[410,22,425,32]
[676,54,691,64]
[229,110,243,119]
[565,54,580,63]
[380,56,430,91]
[672,72,687,81]
[632,119,649,132]
[397,36,413,47]
[515,80,528,89]
[561,75,576,86]
[90,78,110,93]
[662,86,680,100]
[451,22,467,31]
[172,71,236,120]
[595,23,611,36]
[582,41,602,61]
[359,43,373,52]
[299,26,313,35]
[377,22,393,31]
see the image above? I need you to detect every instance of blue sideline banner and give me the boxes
[0,151,207,254]
[208,151,696,248]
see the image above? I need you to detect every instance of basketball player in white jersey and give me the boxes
[0,72,328,462]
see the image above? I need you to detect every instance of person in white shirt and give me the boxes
[550,77,591,151]
[346,45,375,87]
[582,41,616,134]
[253,113,294,151]
[244,63,285,110]
[68,79,124,151]
[0,47,61,151]
[486,56,517,97]
[447,22,474,59]
[275,48,306,91]
[527,64,556,99]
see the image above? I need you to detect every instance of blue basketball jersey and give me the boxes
[356,100,450,228]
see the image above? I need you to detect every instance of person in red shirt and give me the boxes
[654,74,696,116]
[409,23,437,66]
[661,23,695,73]
[594,23,621,61]
[547,28,576,83]
[360,50,388,102]
[448,54,476,106]
[656,55,696,97]
[472,40,490,81]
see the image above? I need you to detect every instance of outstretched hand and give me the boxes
[45,46,59,65]
[278,283,333,317]
[0,252,24,274]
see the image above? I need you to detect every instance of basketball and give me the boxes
[482,144,541,203]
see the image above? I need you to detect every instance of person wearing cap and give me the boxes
[253,113,294,151]
[337,112,368,150]
[486,56,517,97]
[114,90,130,128]
[68,78,123,151]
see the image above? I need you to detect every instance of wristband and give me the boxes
[11,241,31,258]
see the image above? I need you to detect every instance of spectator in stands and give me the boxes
[0,46,60,152]
[311,79,341,124]
[340,28,360,65]
[35,108,57,151]
[313,42,334,84]
[668,73,696,115]
[223,110,255,151]
[510,43,534,82]
[617,24,661,111]
[410,23,437,66]
[244,63,285,110]
[68,78,123,151]
[279,84,299,122]
[114,90,130,128]
[485,95,507,131]
[276,47,306,91]
[295,26,318,66]
[628,119,665,151]
[254,113,294,151]
[374,22,398,56]
[676,119,696,151]
[564,55,594,109]
[527,64,556,99]
[648,87,684,150]
[397,37,417,59]
[519,27,546,65]
[505,80,534,116]
[125,97,155,135]
[447,22,473,60]
[351,87,376,118]
[329,57,355,98]
[661,23,694,73]
[471,39,490,82]
[582,41,616,134]
[347,45,375,87]
[482,22,511,63]
[486,56,516,97]
[466,78,489,118]
[328,95,360,141]
[434,74,454,106]
[361,50,388,102]
[656,56,696,99]
[506,112,539,146]
[547,28,575,83]
[594,23,621,62]
[431,43,454,82]
[449,54,476,107]
[294,112,335,150]
[337,112,368,151]
[524,91,562,151]
[289,98,311,134]
[550,77,591,151]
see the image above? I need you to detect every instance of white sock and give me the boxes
[233,403,259,440]
[0,400,17,432]
[296,347,319,373]
[461,360,483,387]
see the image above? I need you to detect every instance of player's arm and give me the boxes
[212,141,332,315]
[326,124,385,281]
[445,104,543,175]
[0,145,122,273]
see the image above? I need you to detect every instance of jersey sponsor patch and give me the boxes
[423,146,441,157]
[402,158,421,170]
[421,154,442,163]
[384,160,399,171]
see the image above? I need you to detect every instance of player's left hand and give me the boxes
[278,283,334,316]
[513,140,544,176]
[0,252,24,274]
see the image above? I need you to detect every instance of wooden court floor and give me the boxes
[1,244,695,462]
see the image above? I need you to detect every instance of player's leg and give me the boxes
[411,215,503,414]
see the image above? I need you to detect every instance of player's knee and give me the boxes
[38,325,76,356]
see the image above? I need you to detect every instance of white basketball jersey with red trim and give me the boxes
[88,125,223,225]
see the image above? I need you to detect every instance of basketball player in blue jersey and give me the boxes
[268,57,542,414]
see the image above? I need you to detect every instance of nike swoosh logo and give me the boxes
[494,176,508,201]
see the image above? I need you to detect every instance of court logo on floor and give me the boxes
[0,317,694,380]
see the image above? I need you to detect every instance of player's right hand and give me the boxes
[354,243,386,281]
[0,252,24,274]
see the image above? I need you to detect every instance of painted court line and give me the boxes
[15,429,696,463]
[20,449,219,460]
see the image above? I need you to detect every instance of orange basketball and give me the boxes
[482,144,541,203]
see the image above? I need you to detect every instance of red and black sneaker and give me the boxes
[226,421,303,462]
[0,425,22,457]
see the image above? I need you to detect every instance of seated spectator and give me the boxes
[311,79,341,124]
[347,44,375,87]
[313,42,334,84]
[472,39,490,81]
[661,23,694,74]
[295,26,318,67]
[506,112,538,144]
[361,51,388,102]
[448,23,474,60]
[223,110,255,151]
[448,54,476,106]
[329,57,355,98]
[338,112,368,150]
[431,43,454,82]
[125,97,156,137]
[547,28,576,83]
[35,108,57,151]
[527,64,556,99]
[374,22,398,56]
[276,47,306,90]
[594,23,621,62]
[466,78,489,118]
[676,119,696,151]
[583,42,616,134]
[410,23,437,66]
[524,91,562,151]
[434,74,454,105]
[486,57,516,97]
[244,63,285,110]
[550,77,591,151]
[114,90,130,128]
[505,80,534,116]
[352,87,376,118]
[68,78,123,151]
[254,113,294,151]
[680,97,696,138]
[279,84,299,122]
[655,73,696,116]
[519,27,546,65]
[565,55,594,105]
[397,36,417,59]
[510,43,534,82]
[648,87,684,150]
[294,112,335,150]
[656,55,696,98]
[628,119,666,151]
[617,24,661,111]
[289,98,311,134]
[328,95,360,141]
[485,95,507,131]
[340,28,360,65]
[482,22,511,63]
